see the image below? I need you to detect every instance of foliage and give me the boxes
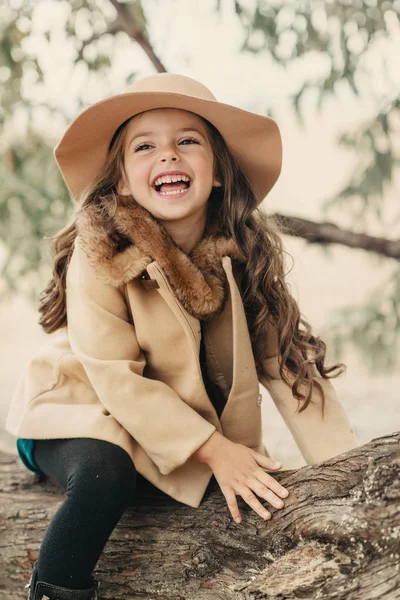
[231,0,400,223]
[229,0,400,366]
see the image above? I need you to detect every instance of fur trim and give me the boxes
[75,194,245,319]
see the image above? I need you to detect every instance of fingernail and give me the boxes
[262,511,270,519]
[235,517,241,523]
[273,461,282,467]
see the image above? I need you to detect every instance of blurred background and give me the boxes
[1,0,399,469]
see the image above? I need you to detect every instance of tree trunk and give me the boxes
[1,433,399,600]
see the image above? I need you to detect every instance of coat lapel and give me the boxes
[145,256,259,429]
[147,261,201,355]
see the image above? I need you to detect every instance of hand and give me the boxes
[193,432,289,523]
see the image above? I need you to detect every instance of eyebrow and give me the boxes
[128,127,206,148]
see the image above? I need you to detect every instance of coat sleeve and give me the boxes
[258,318,360,465]
[65,239,216,476]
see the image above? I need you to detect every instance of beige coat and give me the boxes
[6,198,359,508]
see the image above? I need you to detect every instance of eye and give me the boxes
[134,137,200,152]
[180,136,200,145]
[134,143,152,152]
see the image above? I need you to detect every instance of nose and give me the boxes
[161,152,177,163]
[159,142,179,163]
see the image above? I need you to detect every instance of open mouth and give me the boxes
[152,179,192,197]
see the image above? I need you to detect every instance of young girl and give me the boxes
[6,73,359,599]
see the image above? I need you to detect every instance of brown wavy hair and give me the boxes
[38,111,345,413]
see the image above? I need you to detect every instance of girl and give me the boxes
[5,73,359,599]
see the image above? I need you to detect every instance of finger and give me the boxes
[258,471,289,499]
[252,451,283,471]
[252,480,285,509]
[222,487,242,524]
[238,486,271,521]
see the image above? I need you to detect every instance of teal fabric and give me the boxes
[16,438,44,476]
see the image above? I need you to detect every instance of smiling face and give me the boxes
[117,108,221,230]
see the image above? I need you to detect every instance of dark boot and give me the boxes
[25,561,99,600]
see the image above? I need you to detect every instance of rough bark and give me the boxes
[0,432,399,600]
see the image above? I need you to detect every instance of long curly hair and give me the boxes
[38,111,345,413]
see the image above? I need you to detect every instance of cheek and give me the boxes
[125,162,149,186]
[197,156,214,182]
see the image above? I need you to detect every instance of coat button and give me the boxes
[257,393,262,406]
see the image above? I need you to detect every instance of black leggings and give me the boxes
[33,437,163,590]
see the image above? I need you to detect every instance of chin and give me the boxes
[156,209,194,222]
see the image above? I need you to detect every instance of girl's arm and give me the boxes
[65,239,217,476]
[193,430,288,523]
[258,319,360,465]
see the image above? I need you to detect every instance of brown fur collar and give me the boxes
[75,194,245,320]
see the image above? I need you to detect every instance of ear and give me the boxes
[212,176,222,188]
[117,176,130,195]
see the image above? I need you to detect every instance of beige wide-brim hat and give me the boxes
[54,73,282,205]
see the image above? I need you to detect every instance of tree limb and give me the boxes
[1,432,399,599]
[273,213,400,259]
[108,0,167,72]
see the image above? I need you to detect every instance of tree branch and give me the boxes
[108,0,167,72]
[273,213,400,259]
[1,433,399,599]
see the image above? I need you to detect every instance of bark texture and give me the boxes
[0,432,399,600]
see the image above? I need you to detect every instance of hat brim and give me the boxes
[54,91,282,204]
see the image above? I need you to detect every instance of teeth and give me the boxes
[157,187,189,196]
[153,174,190,187]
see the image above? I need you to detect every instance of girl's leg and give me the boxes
[32,437,137,590]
